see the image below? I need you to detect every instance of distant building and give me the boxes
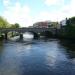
[28,26,33,28]
[60,18,67,27]
[33,21,54,28]
[33,21,60,29]
[33,22,48,28]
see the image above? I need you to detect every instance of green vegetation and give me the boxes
[60,17,75,39]
[0,16,10,28]
[10,23,20,28]
[0,16,20,38]
[50,22,59,28]
[0,16,20,28]
[66,17,75,39]
[0,16,75,40]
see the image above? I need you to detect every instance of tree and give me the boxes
[10,24,15,28]
[0,16,10,28]
[14,23,20,28]
[65,17,75,39]
[48,22,59,28]
[10,23,20,28]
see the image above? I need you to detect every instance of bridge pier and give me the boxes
[5,33,8,40]
[20,33,23,40]
[11,32,14,37]
[53,29,58,38]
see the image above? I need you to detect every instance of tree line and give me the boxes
[0,16,20,28]
[0,16,75,39]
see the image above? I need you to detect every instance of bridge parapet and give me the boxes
[0,28,57,33]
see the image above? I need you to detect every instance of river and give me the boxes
[0,36,75,75]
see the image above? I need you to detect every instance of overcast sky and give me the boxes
[0,0,75,27]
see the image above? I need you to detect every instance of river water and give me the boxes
[0,37,75,75]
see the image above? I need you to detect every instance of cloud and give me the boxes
[2,1,33,27]
[61,0,75,18]
[34,11,66,22]
[3,0,10,6]
[45,0,64,6]
[2,0,75,27]
[43,0,75,21]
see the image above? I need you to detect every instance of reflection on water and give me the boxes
[0,39,75,75]
[23,32,34,39]
[59,40,75,59]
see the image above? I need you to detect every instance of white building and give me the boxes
[60,19,67,26]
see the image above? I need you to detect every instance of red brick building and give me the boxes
[33,21,50,28]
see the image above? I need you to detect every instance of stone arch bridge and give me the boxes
[0,28,58,39]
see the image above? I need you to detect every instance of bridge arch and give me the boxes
[39,31,54,38]
[22,31,39,39]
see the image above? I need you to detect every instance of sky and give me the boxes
[0,0,75,27]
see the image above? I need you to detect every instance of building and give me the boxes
[33,21,60,29]
[60,18,67,27]
[33,21,52,28]
[33,22,48,28]
[28,26,33,28]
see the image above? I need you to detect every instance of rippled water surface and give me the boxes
[0,39,75,75]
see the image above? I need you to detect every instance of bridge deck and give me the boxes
[0,28,56,33]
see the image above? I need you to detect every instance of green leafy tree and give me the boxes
[14,23,20,28]
[10,23,20,28]
[65,17,75,39]
[0,16,10,28]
